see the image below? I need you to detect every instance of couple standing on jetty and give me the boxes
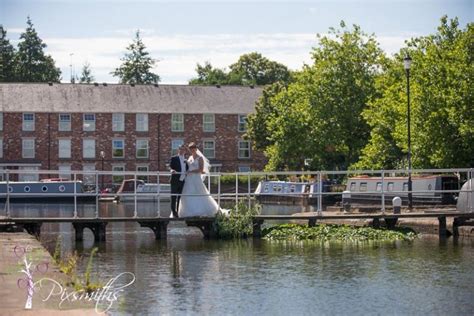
[169,142,219,218]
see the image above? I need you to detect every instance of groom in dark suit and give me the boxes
[169,145,188,218]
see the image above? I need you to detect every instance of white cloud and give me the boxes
[44,32,412,84]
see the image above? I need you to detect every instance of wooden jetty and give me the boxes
[1,212,473,241]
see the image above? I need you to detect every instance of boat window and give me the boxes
[42,186,48,192]
[376,182,382,192]
[290,185,296,193]
[350,182,356,191]
[359,182,367,192]
[8,186,13,193]
[428,184,432,191]
[24,186,30,193]
[387,182,394,192]
[403,183,408,191]
[264,184,269,193]
[59,185,66,192]
[273,185,282,192]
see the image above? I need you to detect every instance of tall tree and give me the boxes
[0,25,16,82]
[112,30,160,84]
[247,22,386,171]
[79,61,95,83]
[14,17,61,82]
[354,16,474,169]
[188,62,228,85]
[228,52,292,85]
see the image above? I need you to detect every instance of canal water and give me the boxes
[2,202,474,315]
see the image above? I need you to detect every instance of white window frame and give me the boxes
[136,113,149,132]
[136,139,149,159]
[203,139,215,159]
[0,139,3,158]
[58,139,71,159]
[22,138,35,158]
[238,166,251,172]
[136,165,149,182]
[171,139,184,156]
[59,113,71,131]
[238,140,251,159]
[23,113,35,131]
[83,139,96,159]
[238,114,247,132]
[83,164,96,185]
[171,113,184,132]
[112,113,125,132]
[83,113,96,131]
[58,164,72,180]
[0,113,3,131]
[112,139,125,158]
[203,114,215,132]
[112,164,125,184]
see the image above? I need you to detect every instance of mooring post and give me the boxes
[438,216,451,238]
[72,223,84,241]
[253,219,264,238]
[308,218,317,227]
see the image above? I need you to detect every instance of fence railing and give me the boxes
[0,168,472,219]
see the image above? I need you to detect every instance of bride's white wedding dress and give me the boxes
[178,155,219,217]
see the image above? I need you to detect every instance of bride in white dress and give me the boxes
[178,143,219,217]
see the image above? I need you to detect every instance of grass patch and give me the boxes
[263,224,417,242]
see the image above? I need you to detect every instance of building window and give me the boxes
[83,139,96,158]
[203,140,215,158]
[22,139,35,158]
[0,139,3,158]
[171,113,184,132]
[112,113,125,131]
[171,139,184,156]
[203,114,215,132]
[238,140,250,158]
[112,139,124,158]
[136,139,149,158]
[136,113,148,132]
[83,164,96,185]
[23,113,35,131]
[0,113,3,131]
[58,139,71,158]
[59,114,71,131]
[112,165,125,184]
[83,114,96,131]
[137,165,149,182]
[238,166,251,172]
[58,164,71,180]
[238,114,247,132]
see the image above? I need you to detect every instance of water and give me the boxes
[3,202,474,315]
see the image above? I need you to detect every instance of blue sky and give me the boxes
[1,0,472,83]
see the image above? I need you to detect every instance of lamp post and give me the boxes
[404,54,413,210]
[100,150,105,190]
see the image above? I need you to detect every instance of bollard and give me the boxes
[392,196,402,214]
[342,190,351,213]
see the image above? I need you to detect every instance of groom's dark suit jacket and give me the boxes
[169,155,188,186]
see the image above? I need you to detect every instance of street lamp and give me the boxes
[100,150,105,190]
[404,54,413,210]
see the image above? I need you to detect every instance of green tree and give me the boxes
[247,22,386,171]
[14,17,61,82]
[79,61,95,83]
[0,25,16,82]
[188,62,228,85]
[228,52,292,85]
[112,30,160,84]
[354,16,474,169]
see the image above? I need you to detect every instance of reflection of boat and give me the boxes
[254,180,337,206]
[346,175,459,205]
[0,180,96,202]
[115,179,171,203]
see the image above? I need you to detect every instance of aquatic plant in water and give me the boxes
[262,224,417,242]
[214,202,260,239]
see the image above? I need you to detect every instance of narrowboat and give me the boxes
[345,175,459,205]
[0,180,96,203]
[115,179,171,203]
[254,180,337,206]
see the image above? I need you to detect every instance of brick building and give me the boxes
[0,83,266,184]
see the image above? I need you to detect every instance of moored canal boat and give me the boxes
[115,179,171,203]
